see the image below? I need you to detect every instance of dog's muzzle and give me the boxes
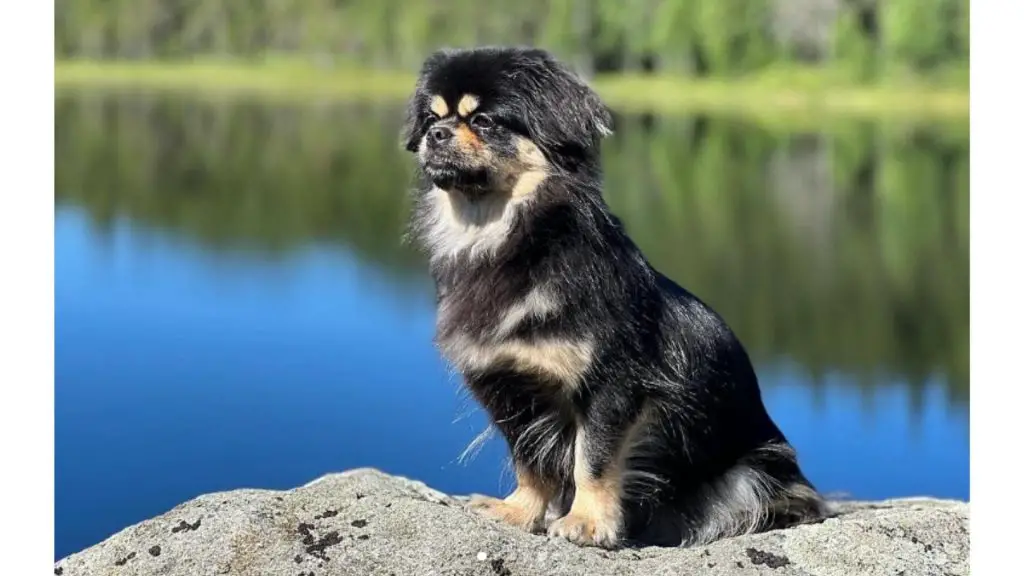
[420,132,490,192]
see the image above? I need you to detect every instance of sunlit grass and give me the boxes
[54,59,968,124]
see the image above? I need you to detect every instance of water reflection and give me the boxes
[54,91,968,558]
[55,92,970,401]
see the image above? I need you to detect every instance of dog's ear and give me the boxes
[517,53,613,159]
[400,51,450,152]
[400,82,430,153]
[560,68,614,145]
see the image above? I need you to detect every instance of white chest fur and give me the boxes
[419,187,521,262]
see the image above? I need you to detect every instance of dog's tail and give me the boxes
[679,442,834,547]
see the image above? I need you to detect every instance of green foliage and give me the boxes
[55,91,969,401]
[832,7,878,82]
[880,0,969,77]
[692,0,775,75]
[55,0,969,84]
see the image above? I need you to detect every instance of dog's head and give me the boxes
[401,46,613,197]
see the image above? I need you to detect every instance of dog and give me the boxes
[400,46,830,549]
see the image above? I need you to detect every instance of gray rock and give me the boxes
[55,468,969,576]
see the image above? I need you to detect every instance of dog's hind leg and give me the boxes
[680,443,831,546]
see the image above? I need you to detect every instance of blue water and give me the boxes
[55,206,969,559]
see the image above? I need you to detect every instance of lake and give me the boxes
[54,92,969,559]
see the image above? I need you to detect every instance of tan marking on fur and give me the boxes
[469,466,553,532]
[429,95,449,117]
[515,137,547,168]
[548,408,651,548]
[454,124,482,149]
[502,340,592,385]
[457,93,480,117]
[442,335,594,388]
[495,287,559,338]
[510,171,548,199]
[509,137,549,199]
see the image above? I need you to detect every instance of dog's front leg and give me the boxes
[548,394,646,549]
[469,464,554,533]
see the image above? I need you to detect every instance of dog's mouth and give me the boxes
[423,161,491,193]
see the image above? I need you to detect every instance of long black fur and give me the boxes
[402,46,830,548]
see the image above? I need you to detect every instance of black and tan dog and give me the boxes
[401,46,830,549]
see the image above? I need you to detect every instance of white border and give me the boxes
[0,0,54,571]
[971,1,1021,574]
[13,2,991,573]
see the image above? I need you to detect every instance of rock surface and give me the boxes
[56,468,969,576]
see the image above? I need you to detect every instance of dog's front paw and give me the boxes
[547,512,620,548]
[468,494,546,533]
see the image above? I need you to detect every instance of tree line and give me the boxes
[56,0,969,82]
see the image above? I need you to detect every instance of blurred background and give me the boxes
[54,0,969,561]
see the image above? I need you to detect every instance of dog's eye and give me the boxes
[470,114,495,130]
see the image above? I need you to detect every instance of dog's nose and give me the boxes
[428,126,453,144]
